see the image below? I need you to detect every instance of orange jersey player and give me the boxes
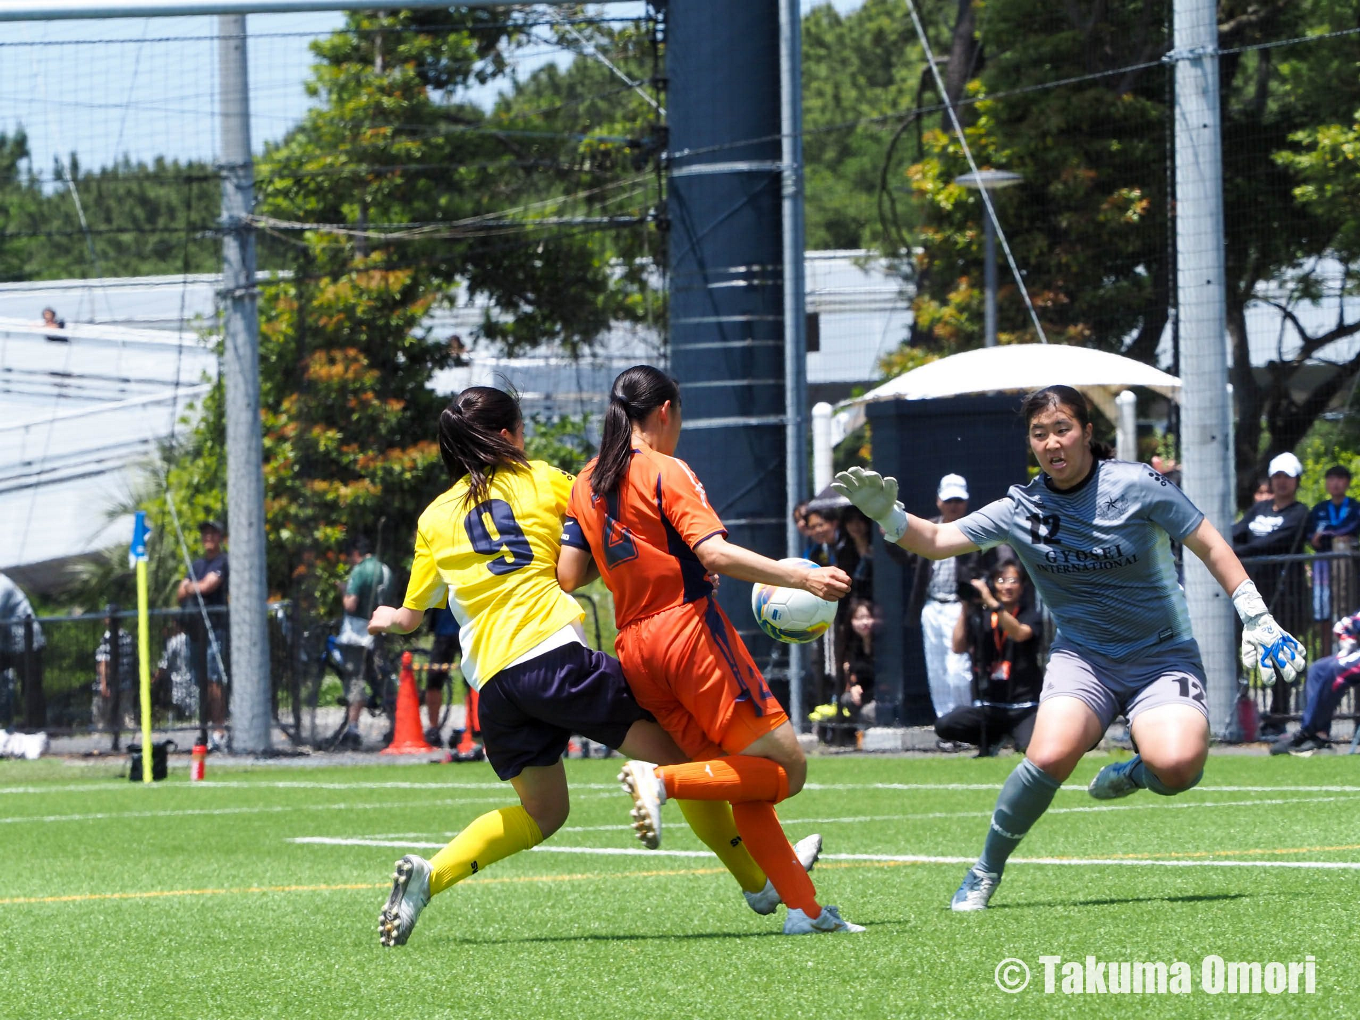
[558,365,865,935]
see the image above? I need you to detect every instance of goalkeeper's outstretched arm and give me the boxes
[832,466,978,561]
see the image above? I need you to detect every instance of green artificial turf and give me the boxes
[2,751,1357,1019]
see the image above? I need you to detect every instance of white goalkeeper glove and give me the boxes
[1232,579,1305,686]
[831,467,908,543]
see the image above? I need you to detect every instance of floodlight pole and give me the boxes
[954,170,1022,347]
[1170,0,1236,738]
[220,14,271,753]
[779,0,809,731]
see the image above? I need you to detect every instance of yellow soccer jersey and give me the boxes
[402,459,584,690]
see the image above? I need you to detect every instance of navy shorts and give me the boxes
[478,642,650,781]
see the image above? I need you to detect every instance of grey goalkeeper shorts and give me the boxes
[1040,638,1210,730]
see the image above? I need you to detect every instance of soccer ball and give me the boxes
[751,559,838,644]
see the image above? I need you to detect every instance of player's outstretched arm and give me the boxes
[831,467,977,560]
[556,545,598,593]
[1183,518,1305,685]
[368,606,423,636]
[693,535,851,600]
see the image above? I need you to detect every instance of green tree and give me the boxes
[892,0,1360,506]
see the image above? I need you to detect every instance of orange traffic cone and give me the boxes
[382,651,435,755]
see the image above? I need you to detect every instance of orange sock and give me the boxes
[656,756,789,803]
[731,801,819,917]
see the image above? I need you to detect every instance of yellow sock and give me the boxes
[428,805,544,896]
[677,799,767,894]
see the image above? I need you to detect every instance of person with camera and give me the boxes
[934,562,1042,757]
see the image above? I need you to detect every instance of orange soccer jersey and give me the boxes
[564,446,787,757]
[564,446,725,629]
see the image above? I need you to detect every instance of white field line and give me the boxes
[0,780,623,796]
[0,794,610,826]
[558,795,1360,831]
[8,778,1360,796]
[288,837,1360,870]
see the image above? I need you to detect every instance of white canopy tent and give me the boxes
[814,344,1182,490]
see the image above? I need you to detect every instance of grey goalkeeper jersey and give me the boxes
[954,459,1205,661]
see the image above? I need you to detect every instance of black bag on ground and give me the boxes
[127,740,176,781]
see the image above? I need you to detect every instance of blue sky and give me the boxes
[0,2,861,178]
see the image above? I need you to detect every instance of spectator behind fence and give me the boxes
[423,605,464,748]
[154,618,198,720]
[1308,465,1359,639]
[935,561,1042,757]
[1270,608,1360,756]
[839,598,879,726]
[0,573,45,729]
[336,535,393,750]
[803,506,838,567]
[40,306,66,342]
[1233,452,1310,732]
[1237,454,1312,726]
[793,501,814,560]
[93,615,138,731]
[1252,476,1273,503]
[178,519,229,749]
[840,506,874,601]
[887,473,984,721]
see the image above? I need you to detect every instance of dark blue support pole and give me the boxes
[668,0,786,660]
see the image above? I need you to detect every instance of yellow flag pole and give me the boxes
[138,557,152,783]
[131,511,153,784]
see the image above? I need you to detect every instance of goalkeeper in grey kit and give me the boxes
[833,385,1305,911]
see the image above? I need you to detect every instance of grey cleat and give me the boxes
[783,904,865,934]
[1087,757,1141,800]
[744,832,823,915]
[378,854,432,947]
[950,866,1001,912]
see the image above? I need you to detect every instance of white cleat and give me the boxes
[618,760,664,849]
[1088,757,1141,800]
[783,904,865,934]
[745,832,823,915]
[950,866,1000,911]
[378,854,432,947]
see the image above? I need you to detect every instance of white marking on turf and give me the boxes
[289,837,1360,869]
[0,796,533,825]
[551,794,1360,831]
[0,780,622,796]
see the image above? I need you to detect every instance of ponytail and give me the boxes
[591,365,681,498]
[438,386,528,507]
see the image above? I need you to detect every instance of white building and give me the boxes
[5,250,1351,590]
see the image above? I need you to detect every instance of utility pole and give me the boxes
[778,0,808,731]
[1171,0,1236,737]
[219,14,271,752]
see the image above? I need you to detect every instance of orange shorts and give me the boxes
[615,595,789,761]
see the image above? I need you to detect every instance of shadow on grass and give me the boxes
[447,928,789,946]
[986,891,1249,911]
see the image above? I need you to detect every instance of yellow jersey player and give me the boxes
[368,386,817,946]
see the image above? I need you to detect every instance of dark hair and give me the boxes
[1254,475,1272,490]
[793,501,809,521]
[591,365,681,498]
[1326,464,1352,481]
[349,536,372,556]
[438,386,528,507]
[1020,384,1115,461]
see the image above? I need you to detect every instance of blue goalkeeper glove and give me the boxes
[1233,579,1305,686]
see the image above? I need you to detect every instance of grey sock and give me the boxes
[1127,755,1202,796]
[976,757,1063,876]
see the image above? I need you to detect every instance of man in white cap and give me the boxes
[908,474,982,722]
[1233,451,1310,732]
